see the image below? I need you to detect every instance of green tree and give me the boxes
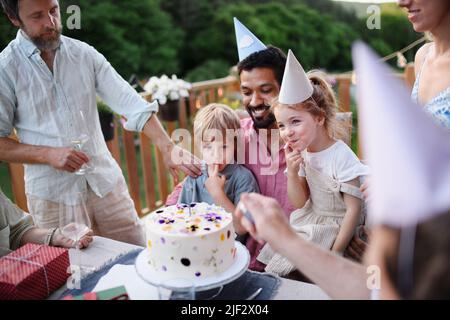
[189,2,358,73]
[60,0,183,79]
[0,14,17,50]
[357,8,422,65]
[160,0,230,74]
[285,0,360,25]
[184,59,230,82]
[1,0,424,81]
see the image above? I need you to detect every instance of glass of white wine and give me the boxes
[71,133,93,175]
[157,278,196,300]
[59,191,93,275]
[70,110,94,175]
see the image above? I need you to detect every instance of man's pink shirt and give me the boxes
[240,118,294,271]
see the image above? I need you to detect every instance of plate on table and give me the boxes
[135,241,249,291]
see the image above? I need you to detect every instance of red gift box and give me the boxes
[0,243,70,300]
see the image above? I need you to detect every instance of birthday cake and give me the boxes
[145,202,237,280]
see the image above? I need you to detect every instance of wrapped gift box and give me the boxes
[0,243,70,300]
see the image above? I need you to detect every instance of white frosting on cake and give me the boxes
[145,202,237,280]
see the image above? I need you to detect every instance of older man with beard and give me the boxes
[0,0,201,246]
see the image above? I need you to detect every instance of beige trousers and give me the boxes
[27,177,145,246]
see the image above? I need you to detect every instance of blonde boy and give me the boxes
[178,104,260,235]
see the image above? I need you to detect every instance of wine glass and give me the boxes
[59,191,93,277]
[70,110,94,175]
[70,133,93,175]
[157,278,196,300]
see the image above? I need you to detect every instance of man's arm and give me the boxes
[0,137,89,173]
[142,116,201,181]
[237,193,370,299]
[90,45,201,179]
[142,115,174,159]
[279,231,370,299]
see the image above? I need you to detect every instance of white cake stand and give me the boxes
[135,241,250,292]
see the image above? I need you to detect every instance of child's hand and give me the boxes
[284,144,304,176]
[344,226,370,262]
[205,164,227,198]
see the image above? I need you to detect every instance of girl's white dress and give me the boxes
[258,140,370,276]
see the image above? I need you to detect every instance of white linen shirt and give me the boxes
[0,31,158,203]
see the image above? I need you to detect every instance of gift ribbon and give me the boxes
[0,245,50,296]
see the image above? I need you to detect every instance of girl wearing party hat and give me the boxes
[257,50,370,277]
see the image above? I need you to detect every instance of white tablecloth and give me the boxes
[49,236,330,300]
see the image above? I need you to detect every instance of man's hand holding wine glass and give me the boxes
[46,147,90,173]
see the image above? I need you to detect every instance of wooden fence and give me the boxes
[7,64,416,216]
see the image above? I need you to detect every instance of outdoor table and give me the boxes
[49,236,330,300]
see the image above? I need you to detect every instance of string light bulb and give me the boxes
[351,71,357,85]
[397,52,407,68]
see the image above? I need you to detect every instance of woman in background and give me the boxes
[399,0,450,129]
